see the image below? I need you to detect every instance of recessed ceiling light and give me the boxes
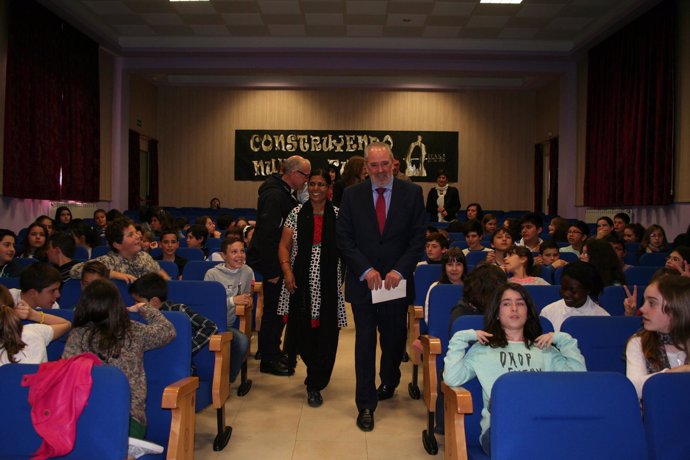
[480,0,522,4]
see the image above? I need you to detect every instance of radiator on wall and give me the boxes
[50,202,99,220]
[583,208,633,224]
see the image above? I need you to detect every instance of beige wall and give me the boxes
[130,75,158,139]
[156,88,536,211]
[535,79,560,143]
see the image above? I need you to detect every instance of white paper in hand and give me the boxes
[371,279,407,304]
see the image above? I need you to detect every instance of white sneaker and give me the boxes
[127,437,164,458]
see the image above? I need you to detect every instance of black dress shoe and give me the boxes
[356,409,374,432]
[376,384,396,401]
[307,389,323,407]
[260,360,292,376]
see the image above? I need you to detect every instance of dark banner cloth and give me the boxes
[235,130,458,182]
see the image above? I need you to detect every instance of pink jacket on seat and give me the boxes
[21,353,103,460]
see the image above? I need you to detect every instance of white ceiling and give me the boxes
[39,0,661,90]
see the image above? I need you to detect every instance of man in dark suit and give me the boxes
[336,142,426,431]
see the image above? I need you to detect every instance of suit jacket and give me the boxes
[336,178,426,304]
[425,186,461,222]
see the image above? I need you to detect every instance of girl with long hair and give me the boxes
[62,279,175,439]
[444,282,586,455]
[626,275,690,398]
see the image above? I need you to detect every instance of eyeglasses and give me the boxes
[567,230,583,235]
[294,170,309,178]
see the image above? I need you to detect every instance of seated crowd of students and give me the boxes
[1,203,689,456]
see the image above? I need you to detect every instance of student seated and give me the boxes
[485,228,513,269]
[70,219,100,259]
[54,206,73,233]
[186,224,210,260]
[18,222,49,261]
[69,218,170,283]
[130,273,218,358]
[503,245,550,286]
[517,212,543,253]
[613,212,631,239]
[9,263,62,310]
[444,282,586,455]
[640,224,670,254]
[203,238,251,382]
[196,215,221,239]
[80,260,110,288]
[536,240,567,270]
[560,220,589,256]
[623,223,645,243]
[92,208,108,244]
[0,229,22,278]
[136,227,158,254]
[540,261,609,331]
[63,279,176,440]
[462,220,491,255]
[665,246,690,277]
[46,232,80,282]
[581,238,626,287]
[423,248,466,324]
[605,234,634,272]
[595,216,614,239]
[418,233,449,266]
[450,263,507,324]
[0,284,71,365]
[154,229,187,279]
[34,216,55,237]
[548,217,569,243]
[210,228,244,262]
[626,275,690,399]
[481,214,497,237]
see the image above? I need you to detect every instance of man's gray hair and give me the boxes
[364,142,393,160]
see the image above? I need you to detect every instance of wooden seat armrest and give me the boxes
[209,332,233,408]
[253,282,264,332]
[407,306,424,365]
[420,335,442,410]
[162,376,200,460]
[235,304,253,338]
[441,382,473,460]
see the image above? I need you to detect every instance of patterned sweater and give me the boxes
[62,305,175,426]
[69,250,161,279]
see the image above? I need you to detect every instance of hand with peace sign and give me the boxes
[623,285,638,316]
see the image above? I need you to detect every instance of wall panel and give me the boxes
[157,88,536,211]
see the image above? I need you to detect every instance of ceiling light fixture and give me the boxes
[480,0,522,4]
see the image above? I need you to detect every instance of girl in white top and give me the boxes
[504,245,550,286]
[626,275,690,399]
[0,285,71,365]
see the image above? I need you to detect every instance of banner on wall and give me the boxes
[234,130,459,182]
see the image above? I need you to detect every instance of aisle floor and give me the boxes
[193,308,446,459]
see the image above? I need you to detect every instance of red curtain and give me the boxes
[3,0,100,201]
[584,0,675,206]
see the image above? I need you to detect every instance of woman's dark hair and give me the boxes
[20,222,48,259]
[483,282,542,348]
[505,245,536,275]
[327,164,340,182]
[640,224,669,253]
[503,218,522,242]
[70,219,100,249]
[462,263,508,314]
[54,206,73,231]
[671,246,690,265]
[340,156,365,187]
[583,238,626,287]
[150,209,175,233]
[439,248,467,284]
[562,261,604,299]
[310,168,332,185]
[465,203,483,221]
[436,169,448,179]
[549,217,569,243]
[625,223,645,243]
[73,279,131,361]
[597,216,614,227]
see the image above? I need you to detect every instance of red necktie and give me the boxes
[376,187,386,234]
